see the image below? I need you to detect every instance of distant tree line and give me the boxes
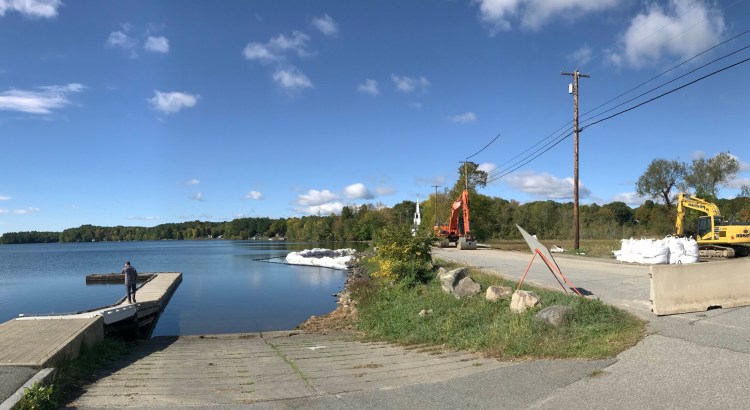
[3,155,749,245]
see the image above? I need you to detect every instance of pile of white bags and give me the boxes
[614,236,699,265]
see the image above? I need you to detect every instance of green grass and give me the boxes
[17,337,130,410]
[353,264,645,360]
[484,238,623,258]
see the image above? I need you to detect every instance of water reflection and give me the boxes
[0,241,363,335]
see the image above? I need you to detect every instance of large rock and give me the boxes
[453,277,481,299]
[438,267,468,293]
[535,305,573,327]
[510,290,540,313]
[486,286,513,302]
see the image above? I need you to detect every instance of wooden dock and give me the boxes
[0,272,182,369]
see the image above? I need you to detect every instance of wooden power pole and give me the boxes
[432,185,441,226]
[561,69,589,251]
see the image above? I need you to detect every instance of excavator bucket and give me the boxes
[457,237,477,250]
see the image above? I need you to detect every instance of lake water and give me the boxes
[0,241,362,336]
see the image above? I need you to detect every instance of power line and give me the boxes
[580,27,750,124]
[465,132,502,159]
[581,42,750,127]
[581,54,750,131]
[487,54,750,184]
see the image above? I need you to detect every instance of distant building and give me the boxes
[412,195,421,236]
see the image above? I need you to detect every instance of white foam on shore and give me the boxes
[285,248,356,270]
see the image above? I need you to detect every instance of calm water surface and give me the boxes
[0,241,363,336]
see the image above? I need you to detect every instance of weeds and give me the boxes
[18,337,130,409]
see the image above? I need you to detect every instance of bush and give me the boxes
[19,382,57,410]
[371,225,435,285]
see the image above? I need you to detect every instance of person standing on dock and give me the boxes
[122,261,138,303]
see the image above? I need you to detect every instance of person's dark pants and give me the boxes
[127,283,137,303]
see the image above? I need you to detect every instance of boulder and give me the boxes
[438,267,469,293]
[510,290,540,313]
[485,286,513,302]
[453,277,481,299]
[535,305,573,327]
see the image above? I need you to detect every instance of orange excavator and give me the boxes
[433,189,477,250]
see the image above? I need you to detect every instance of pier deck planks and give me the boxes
[0,272,182,368]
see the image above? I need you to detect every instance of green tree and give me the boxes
[635,158,686,210]
[684,152,740,200]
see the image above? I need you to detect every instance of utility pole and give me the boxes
[561,69,590,251]
[432,185,441,226]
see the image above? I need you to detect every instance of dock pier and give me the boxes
[0,272,181,408]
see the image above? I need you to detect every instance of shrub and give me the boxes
[19,382,57,410]
[371,225,435,285]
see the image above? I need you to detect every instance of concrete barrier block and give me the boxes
[651,258,750,315]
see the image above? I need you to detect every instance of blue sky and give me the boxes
[2,0,750,234]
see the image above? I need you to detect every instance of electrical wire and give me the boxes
[580,54,750,132]
[465,132,502,159]
[487,54,750,183]
[580,42,750,127]
[580,27,750,123]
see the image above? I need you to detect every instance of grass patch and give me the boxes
[17,337,130,409]
[484,239,623,258]
[353,264,645,360]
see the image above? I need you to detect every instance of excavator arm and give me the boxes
[675,192,721,236]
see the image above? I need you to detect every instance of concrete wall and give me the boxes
[651,258,750,315]
[42,316,104,368]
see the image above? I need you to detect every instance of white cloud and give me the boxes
[568,44,592,66]
[375,186,395,196]
[294,189,343,214]
[243,31,311,62]
[11,207,40,214]
[127,216,161,221]
[449,112,478,123]
[296,189,339,206]
[0,195,11,201]
[189,192,204,202]
[186,178,200,185]
[477,163,496,173]
[606,0,726,68]
[272,66,313,90]
[245,191,263,200]
[612,192,647,207]
[692,150,705,160]
[303,202,344,215]
[357,79,379,96]
[144,36,169,53]
[392,75,430,94]
[312,14,338,36]
[0,83,85,114]
[344,183,374,200]
[148,91,199,114]
[504,170,591,199]
[106,30,136,49]
[474,0,617,34]
[0,0,61,18]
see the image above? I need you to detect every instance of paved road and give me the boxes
[65,248,750,409]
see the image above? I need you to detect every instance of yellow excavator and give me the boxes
[675,192,750,258]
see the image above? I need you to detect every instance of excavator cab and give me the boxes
[697,216,712,239]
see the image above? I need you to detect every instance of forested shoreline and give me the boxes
[3,195,750,245]
[4,157,749,245]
